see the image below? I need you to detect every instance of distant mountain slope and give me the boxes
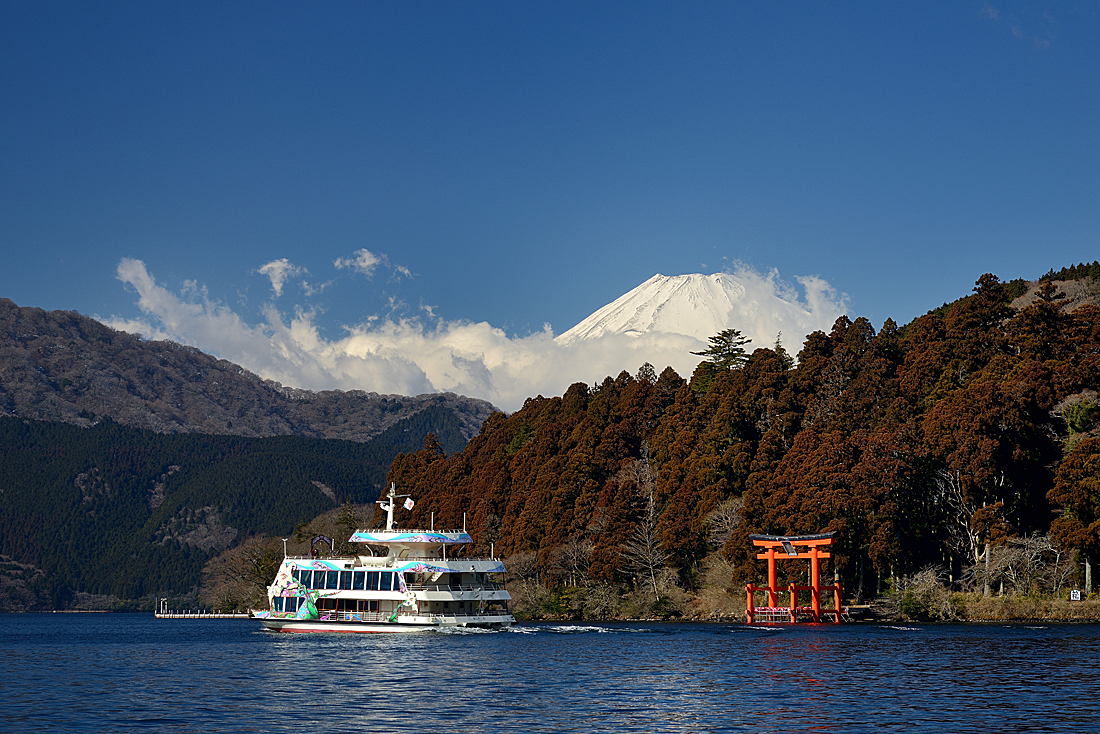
[0,410,468,610]
[0,298,498,441]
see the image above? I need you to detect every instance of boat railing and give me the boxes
[324,611,395,622]
[405,583,505,592]
[414,610,516,620]
[354,528,469,535]
[321,609,514,623]
[284,554,504,564]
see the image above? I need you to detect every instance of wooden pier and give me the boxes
[154,610,251,619]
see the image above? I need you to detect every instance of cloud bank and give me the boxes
[105,258,847,412]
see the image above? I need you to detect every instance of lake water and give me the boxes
[2,615,1098,733]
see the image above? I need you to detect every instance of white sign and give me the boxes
[1071,589,1082,601]
[403,497,415,511]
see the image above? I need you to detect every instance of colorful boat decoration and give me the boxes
[253,485,515,633]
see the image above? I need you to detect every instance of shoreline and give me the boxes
[5,608,1100,625]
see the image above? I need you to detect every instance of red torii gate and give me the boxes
[745,533,843,624]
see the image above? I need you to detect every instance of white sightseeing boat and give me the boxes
[253,485,515,633]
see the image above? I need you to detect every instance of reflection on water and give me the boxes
[2,616,1099,733]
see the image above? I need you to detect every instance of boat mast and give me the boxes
[376,483,412,531]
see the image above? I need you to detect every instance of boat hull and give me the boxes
[257,615,514,634]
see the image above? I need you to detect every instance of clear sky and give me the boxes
[2,2,1098,409]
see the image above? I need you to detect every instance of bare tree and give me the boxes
[200,535,282,611]
[885,566,960,621]
[935,468,985,566]
[618,458,669,602]
[975,534,1078,597]
[550,535,593,587]
[706,496,743,550]
[582,584,622,619]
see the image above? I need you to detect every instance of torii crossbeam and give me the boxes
[745,533,843,624]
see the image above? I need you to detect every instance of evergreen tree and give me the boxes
[692,329,752,370]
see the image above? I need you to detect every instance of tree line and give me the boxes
[383,274,1099,614]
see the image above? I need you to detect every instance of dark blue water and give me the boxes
[2,615,1098,733]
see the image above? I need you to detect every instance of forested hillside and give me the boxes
[0,297,497,442]
[0,404,467,610]
[383,274,1100,613]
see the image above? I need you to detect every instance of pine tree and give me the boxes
[692,329,752,370]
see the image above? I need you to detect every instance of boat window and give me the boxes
[367,571,380,591]
[298,570,311,588]
[272,597,282,612]
[352,571,365,590]
[339,571,352,590]
[326,570,339,589]
[381,571,392,591]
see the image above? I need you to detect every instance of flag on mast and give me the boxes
[403,497,415,511]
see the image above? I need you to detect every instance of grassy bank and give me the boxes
[960,594,1100,622]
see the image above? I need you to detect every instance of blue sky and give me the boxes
[2,2,1098,409]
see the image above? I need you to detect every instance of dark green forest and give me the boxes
[0,404,468,609]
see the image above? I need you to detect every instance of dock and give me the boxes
[154,610,251,619]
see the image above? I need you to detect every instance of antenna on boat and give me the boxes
[377,483,412,531]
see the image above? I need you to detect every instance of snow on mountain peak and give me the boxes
[555,272,838,352]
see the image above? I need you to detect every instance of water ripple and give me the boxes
[2,616,1098,733]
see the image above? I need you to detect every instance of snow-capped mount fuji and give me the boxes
[555,272,841,351]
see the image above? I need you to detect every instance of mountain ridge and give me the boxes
[0,297,499,442]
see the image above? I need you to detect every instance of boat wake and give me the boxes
[545,624,654,634]
[429,626,502,635]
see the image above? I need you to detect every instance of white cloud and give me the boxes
[105,259,847,413]
[334,248,411,280]
[257,258,305,297]
[334,248,381,276]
